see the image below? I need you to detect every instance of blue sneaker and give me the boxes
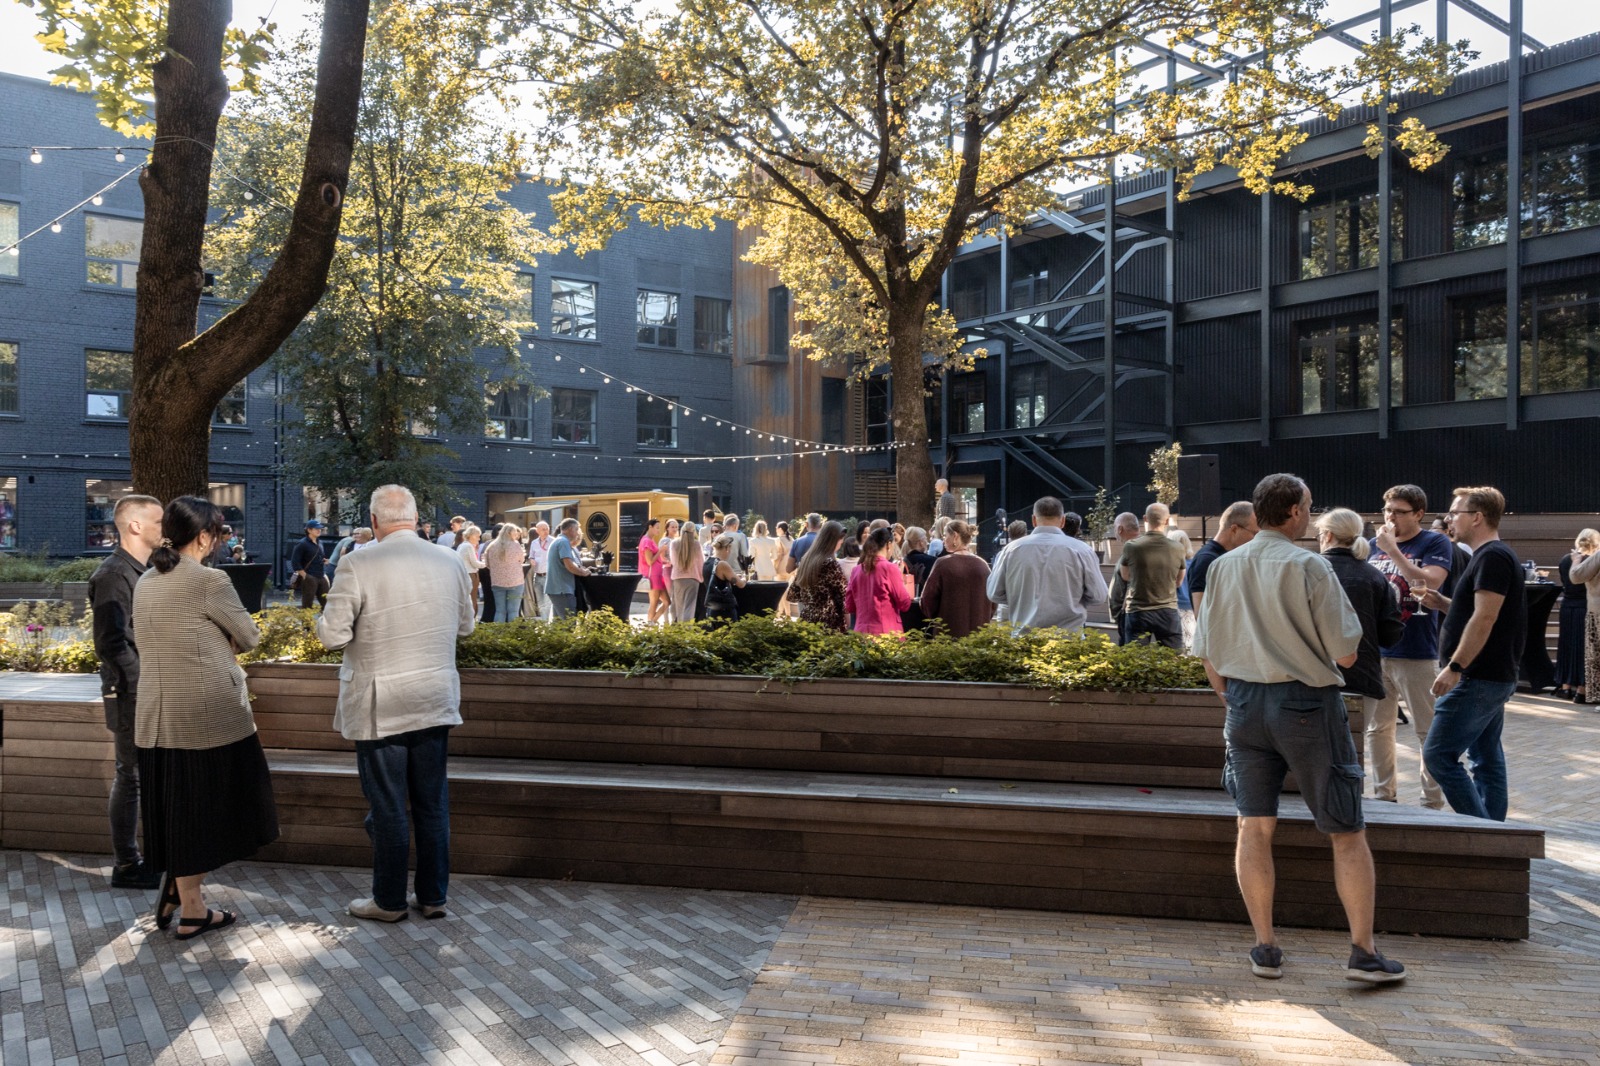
[1347,945,1406,983]
[1250,943,1283,979]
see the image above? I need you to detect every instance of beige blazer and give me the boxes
[1570,551,1600,613]
[316,529,476,741]
[132,554,261,750]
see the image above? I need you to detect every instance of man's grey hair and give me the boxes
[1113,511,1140,534]
[1032,496,1064,520]
[369,484,418,527]
[1144,502,1170,528]
[1220,500,1255,531]
[806,512,823,530]
[558,517,580,534]
[935,478,949,491]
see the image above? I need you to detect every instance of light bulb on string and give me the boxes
[91,194,103,206]
[29,149,41,164]
[603,377,610,384]
[50,222,61,234]
[114,149,125,162]
[554,354,561,361]
[243,191,254,200]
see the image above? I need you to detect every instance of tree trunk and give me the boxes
[129,0,371,502]
[886,313,935,527]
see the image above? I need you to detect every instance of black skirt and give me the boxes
[1556,598,1588,688]
[139,733,279,878]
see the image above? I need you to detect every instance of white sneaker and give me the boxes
[348,897,407,922]
[408,894,447,919]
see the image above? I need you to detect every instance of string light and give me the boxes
[29,149,41,164]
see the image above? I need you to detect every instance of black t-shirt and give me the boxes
[1438,540,1527,683]
[1188,539,1227,595]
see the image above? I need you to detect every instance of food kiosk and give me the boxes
[505,490,690,572]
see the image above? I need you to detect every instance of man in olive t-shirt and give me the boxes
[1117,503,1187,649]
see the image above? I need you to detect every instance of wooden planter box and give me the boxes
[246,662,1310,790]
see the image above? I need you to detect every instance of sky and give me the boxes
[0,0,1591,102]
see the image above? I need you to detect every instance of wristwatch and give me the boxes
[1446,660,1465,674]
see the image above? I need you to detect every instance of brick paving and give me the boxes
[3,692,1598,1065]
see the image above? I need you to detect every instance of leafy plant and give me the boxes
[1147,442,1183,507]
[1085,487,1121,544]
[238,607,342,665]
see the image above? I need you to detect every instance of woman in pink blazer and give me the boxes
[845,527,912,634]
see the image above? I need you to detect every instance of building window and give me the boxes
[86,349,132,419]
[0,477,16,549]
[487,492,533,526]
[950,372,986,434]
[550,278,597,339]
[499,272,535,325]
[1297,317,1403,413]
[636,290,679,348]
[85,214,142,289]
[1009,270,1051,310]
[767,286,790,357]
[1527,282,1600,395]
[207,482,246,544]
[86,479,133,549]
[1297,189,1403,279]
[865,376,891,446]
[1451,297,1511,401]
[1527,137,1600,238]
[636,394,677,448]
[485,381,534,441]
[1010,364,1048,429]
[821,378,846,443]
[213,378,246,425]
[694,296,731,354]
[0,342,16,414]
[551,387,596,444]
[1451,153,1508,250]
[0,202,18,278]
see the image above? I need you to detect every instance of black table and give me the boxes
[1520,583,1560,692]
[732,580,788,618]
[217,563,272,613]
[577,573,643,619]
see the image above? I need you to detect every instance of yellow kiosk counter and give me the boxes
[505,491,690,573]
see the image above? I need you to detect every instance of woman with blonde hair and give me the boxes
[669,523,704,624]
[702,533,747,627]
[455,525,484,615]
[485,522,527,623]
[1565,528,1600,705]
[748,519,782,581]
[658,518,681,622]
[919,521,993,638]
[1317,508,1404,778]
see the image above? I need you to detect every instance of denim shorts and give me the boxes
[1222,679,1365,834]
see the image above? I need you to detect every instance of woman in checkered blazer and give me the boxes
[134,495,278,942]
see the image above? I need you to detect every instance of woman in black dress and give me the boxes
[700,534,746,627]
[1316,508,1404,722]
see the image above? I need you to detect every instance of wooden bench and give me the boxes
[248,665,1358,790]
[260,752,1542,940]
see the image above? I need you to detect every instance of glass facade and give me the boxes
[86,349,132,419]
[636,290,679,348]
[1298,189,1403,279]
[0,342,16,414]
[551,387,596,444]
[636,394,677,448]
[1010,364,1048,429]
[86,479,132,548]
[485,381,534,441]
[214,379,246,425]
[85,215,142,289]
[1454,281,1600,398]
[694,296,731,354]
[1296,317,1403,413]
[550,278,598,338]
[0,202,17,278]
[950,372,986,434]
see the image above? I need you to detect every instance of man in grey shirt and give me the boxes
[1193,473,1405,985]
[986,496,1108,631]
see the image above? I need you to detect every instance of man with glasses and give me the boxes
[1366,485,1454,809]
[1416,487,1527,822]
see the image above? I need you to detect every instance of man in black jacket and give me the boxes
[290,520,330,608]
[87,494,165,889]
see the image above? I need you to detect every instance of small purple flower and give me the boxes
[26,624,45,633]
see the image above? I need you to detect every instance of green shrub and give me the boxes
[239,606,343,664]
[0,552,104,583]
[42,639,99,673]
[47,558,103,582]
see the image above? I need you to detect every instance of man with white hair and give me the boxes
[935,478,960,522]
[1106,512,1141,641]
[317,485,476,923]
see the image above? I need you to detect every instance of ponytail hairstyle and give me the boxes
[794,521,846,593]
[1315,508,1370,561]
[150,495,225,574]
[860,526,893,573]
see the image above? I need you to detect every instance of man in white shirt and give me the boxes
[525,521,554,620]
[436,516,466,550]
[986,496,1108,632]
[722,512,750,563]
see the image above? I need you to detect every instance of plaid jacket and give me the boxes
[132,554,261,750]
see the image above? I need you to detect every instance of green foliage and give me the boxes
[238,607,343,665]
[4,599,82,628]
[1085,487,1121,543]
[47,558,103,582]
[209,3,554,522]
[0,552,104,584]
[1147,443,1183,507]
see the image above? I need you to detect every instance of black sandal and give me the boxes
[175,908,236,941]
[154,875,180,930]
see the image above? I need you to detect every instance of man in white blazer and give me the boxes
[317,484,476,922]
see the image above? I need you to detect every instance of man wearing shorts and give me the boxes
[1193,473,1406,984]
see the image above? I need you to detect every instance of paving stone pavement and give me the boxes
[3,694,1598,1065]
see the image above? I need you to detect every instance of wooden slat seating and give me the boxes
[260,753,1542,940]
[1,663,1545,939]
[247,665,1355,790]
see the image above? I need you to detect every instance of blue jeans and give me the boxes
[353,725,451,910]
[493,585,523,623]
[1422,677,1516,821]
[548,592,577,619]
